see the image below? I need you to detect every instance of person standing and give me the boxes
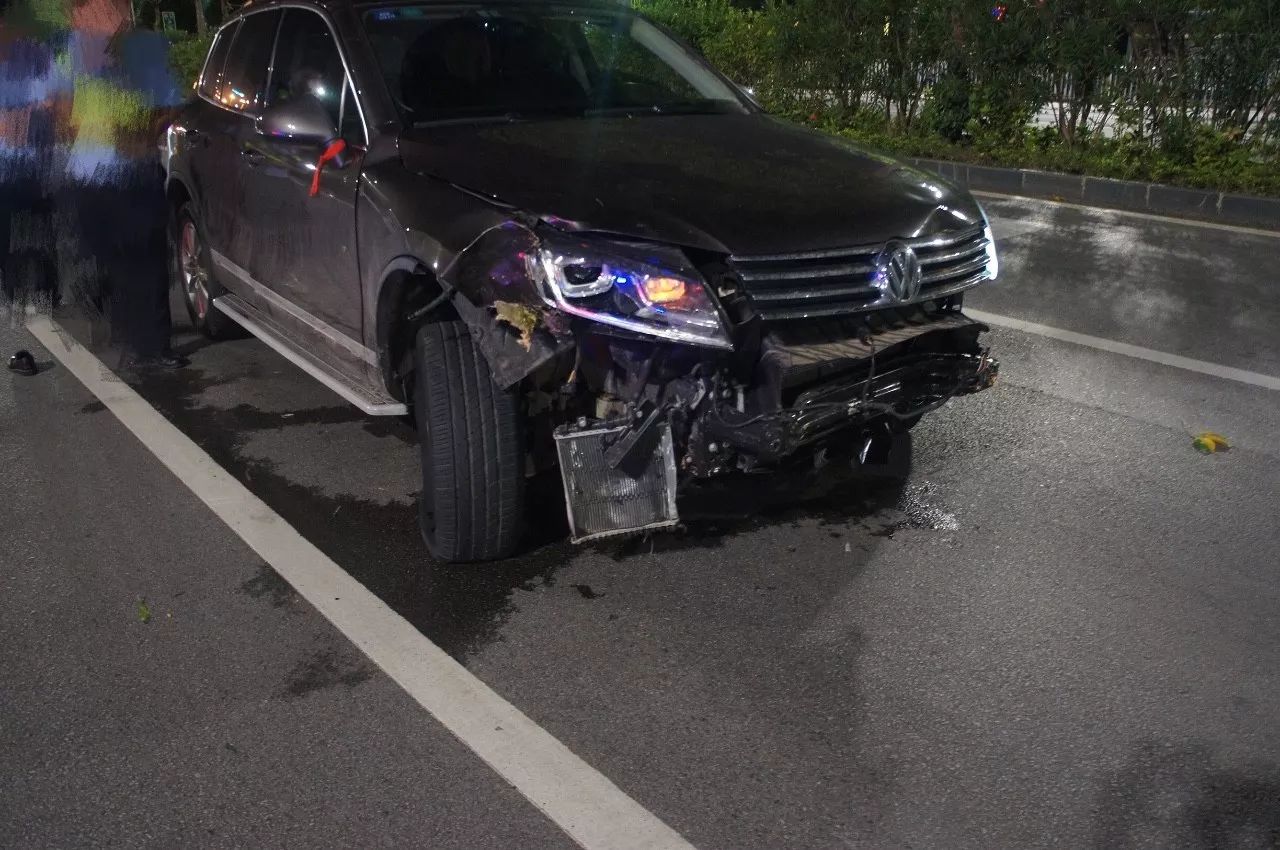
[0,3,68,316]
[59,2,189,369]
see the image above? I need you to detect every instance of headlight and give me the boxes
[533,235,732,349]
[978,204,999,281]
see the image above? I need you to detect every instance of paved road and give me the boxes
[3,196,1279,849]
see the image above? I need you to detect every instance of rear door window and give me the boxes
[215,10,282,114]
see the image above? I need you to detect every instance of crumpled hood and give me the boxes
[399,114,983,256]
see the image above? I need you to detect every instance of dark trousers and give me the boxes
[1,158,57,311]
[62,165,172,357]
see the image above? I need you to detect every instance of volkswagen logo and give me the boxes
[876,242,923,303]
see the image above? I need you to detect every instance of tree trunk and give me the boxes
[193,0,207,36]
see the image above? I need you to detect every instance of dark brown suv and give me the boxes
[163,0,1000,562]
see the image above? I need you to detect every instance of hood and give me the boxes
[399,114,982,256]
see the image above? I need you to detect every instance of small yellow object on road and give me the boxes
[1192,432,1231,454]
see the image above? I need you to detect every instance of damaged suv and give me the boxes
[165,0,999,561]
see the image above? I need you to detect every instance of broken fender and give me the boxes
[439,221,575,389]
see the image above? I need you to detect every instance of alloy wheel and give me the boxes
[180,219,210,321]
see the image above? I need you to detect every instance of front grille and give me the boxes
[728,226,992,321]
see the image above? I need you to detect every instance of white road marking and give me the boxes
[966,308,1280,392]
[26,315,697,850]
[973,190,1280,240]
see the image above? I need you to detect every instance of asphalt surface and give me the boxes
[3,194,1280,849]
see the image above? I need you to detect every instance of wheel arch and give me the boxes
[165,174,194,218]
[374,255,452,402]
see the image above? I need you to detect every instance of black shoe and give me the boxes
[122,350,189,371]
[157,348,190,369]
[8,350,38,376]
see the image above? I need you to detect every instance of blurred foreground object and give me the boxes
[60,20,186,365]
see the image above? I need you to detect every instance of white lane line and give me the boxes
[973,190,1280,239]
[966,308,1280,392]
[27,315,696,850]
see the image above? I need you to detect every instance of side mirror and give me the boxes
[257,96,337,146]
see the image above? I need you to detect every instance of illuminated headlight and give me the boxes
[534,236,732,349]
[979,204,999,281]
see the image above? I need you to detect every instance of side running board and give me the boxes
[213,294,408,416]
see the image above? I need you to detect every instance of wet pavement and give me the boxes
[4,195,1280,848]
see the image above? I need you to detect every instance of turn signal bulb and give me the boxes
[640,276,687,305]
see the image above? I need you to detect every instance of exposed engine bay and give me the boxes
[548,303,996,542]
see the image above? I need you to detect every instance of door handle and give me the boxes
[240,148,265,166]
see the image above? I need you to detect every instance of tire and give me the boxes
[413,320,525,562]
[172,202,238,340]
[889,413,923,434]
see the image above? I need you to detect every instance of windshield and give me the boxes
[361,5,750,124]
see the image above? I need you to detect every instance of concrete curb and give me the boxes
[907,157,1280,231]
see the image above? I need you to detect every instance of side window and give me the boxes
[339,78,364,142]
[198,21,239,100]
[216,10,282,114]
[270,9,346,131]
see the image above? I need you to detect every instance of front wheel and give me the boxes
[414,320,525,562]
[889,413,923,434]
[172,202,238,340]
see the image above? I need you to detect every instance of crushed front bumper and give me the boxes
[555,307,997,542]
[702,350,997,466]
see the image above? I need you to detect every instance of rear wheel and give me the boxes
[414,320,525,562]
[172,202,238,340]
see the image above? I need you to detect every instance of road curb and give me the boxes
[907,157,1280,231]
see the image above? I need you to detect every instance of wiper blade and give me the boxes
[652,101,741,115]
[584,101,739,118]
[412,112,526,128]
[414,101,736,126]
[584,105,662,117]
[414,107,586,127]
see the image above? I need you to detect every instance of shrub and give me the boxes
[627,0,1278,197]
[167,31,213,95]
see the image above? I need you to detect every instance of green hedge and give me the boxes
[167,31,213,96]
[636,0,1280,197]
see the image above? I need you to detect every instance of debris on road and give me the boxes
[571,584,603,599]
[1193,432,1231,454]
[136,598,152,624]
